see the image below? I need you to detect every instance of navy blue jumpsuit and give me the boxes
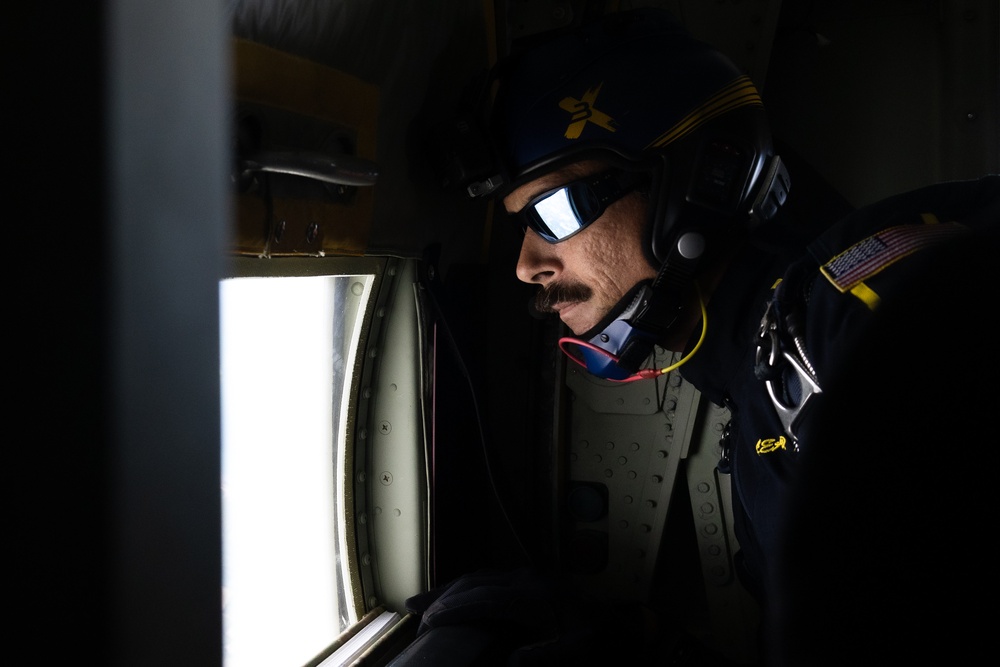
[679,174,1000,604]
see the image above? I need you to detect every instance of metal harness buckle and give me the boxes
[755,301,822,452]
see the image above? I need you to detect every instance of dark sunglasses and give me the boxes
[516,168,646,243]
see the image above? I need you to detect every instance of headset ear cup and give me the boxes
[650,121,780,263]
[748,154,792,226]
[687,137,758,214]
[646,153,677,266]
[648,154,689,265]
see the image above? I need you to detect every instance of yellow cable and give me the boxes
[654,285,707,375]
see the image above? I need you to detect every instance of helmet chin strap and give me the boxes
[563,230,706,380]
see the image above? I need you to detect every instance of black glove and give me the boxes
[404,567,658,665]
[405,567,560,640]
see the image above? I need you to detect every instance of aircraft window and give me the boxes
[220,272,374,667]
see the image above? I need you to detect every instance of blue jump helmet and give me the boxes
[478,8,789,380]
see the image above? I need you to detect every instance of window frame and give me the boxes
[223,254,430,666]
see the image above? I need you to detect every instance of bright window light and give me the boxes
[220,273,373,667]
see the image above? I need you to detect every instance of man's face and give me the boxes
[504,161,658,335]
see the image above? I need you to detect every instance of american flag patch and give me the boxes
[819,221,967,293]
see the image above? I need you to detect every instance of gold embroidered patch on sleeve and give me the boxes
[756,436,787,454]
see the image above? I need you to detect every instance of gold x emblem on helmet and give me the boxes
[559,83,617,139]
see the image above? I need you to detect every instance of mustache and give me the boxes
[533,281,593,313]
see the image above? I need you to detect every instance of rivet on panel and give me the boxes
[351,282,364,296]
[305,222,319,244]
[697,482,711,493]
[701,502,715,514]
[604,469,613,478]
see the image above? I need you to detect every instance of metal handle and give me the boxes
[240,150,379,187]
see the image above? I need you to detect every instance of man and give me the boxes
[409,7,999,663]
[483,4,1000,660]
